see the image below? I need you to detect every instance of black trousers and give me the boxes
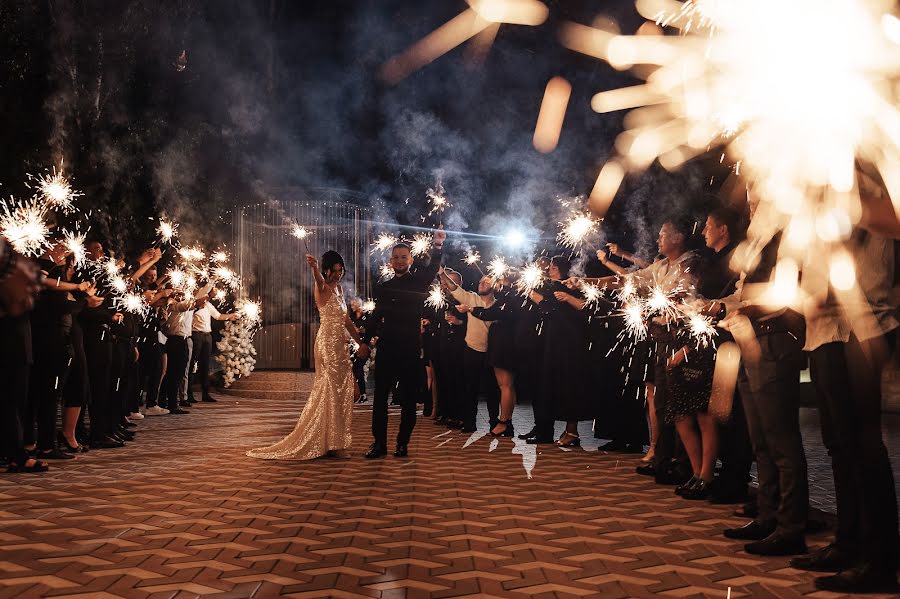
[739,331,808,536]
[161,336,190,411]
[109,341,135,421]
[435,344,465,420]
[138,341,163,408]
[810,331,899,571]
[462,347,499,427]
[84,329,113,441]
[26,333,73,450]
[651,353,680,470]
[190,332,213,397]
[352,356,367,396]
[716,388,754,490]
[0,359,29,465]
[517,349,551,436]
[372,343,419,447]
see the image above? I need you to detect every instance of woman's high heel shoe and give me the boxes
[58,432,88,453]
[490,420,514,437]
[556,432,581,447]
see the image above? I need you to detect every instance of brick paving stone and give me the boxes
[1,371,898,599]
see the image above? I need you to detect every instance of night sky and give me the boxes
[0,1,723,259]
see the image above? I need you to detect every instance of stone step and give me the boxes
[226,380,310,392]
[218,388,307,401]
[234,371,310,382]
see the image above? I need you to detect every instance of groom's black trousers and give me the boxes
[372,342,420,447]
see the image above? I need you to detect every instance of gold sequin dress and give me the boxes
[247,290,355,460]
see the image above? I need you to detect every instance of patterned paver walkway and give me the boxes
[0,372,896,599]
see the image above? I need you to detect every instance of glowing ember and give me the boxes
[464,250,481,265]
[178,246,205,262]
[62,230,87,268]
[211,250,228,264]
[620,301,648,341]
[645,284,683,323]
[515,262,545,295]
[291,224,310,240]
[0,199,51,257]
[104,259,121,278]
[410,233,432,257]
[110,276,128,294]
[238,299,262,322]
[426,182,450,216]
[616,277,637,302]
[168,267,186,288]
[118,292,148,317]
[371,233,399,254]
[686,311,717,348]
[425,283,448,309]
[34,167,81,214]
[214,265,239,289]
[213,288,227,301]
[558,212,597,249]
[379,263,395,280]
[582,282,603,307]
[157,219,178,244]
[486,256,510,280]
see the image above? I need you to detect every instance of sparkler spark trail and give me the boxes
[0,198,51,257]
[410,233,432,257]
[33,166,82,214]
[118,292,148,317]
[615,277,637,302]
[213,288,227,301]
[646,284,683,323]
[178,246,205,262]
[361,299,376,313]
[582,282,603,308]
[62,230,87,268]
[426,182,450,216]
[238,299,262,322]
[425,283,448,309]
[110,276,128,294]
[290,224,310,240]
[686,311,717,348]
[214,266,240,290]
[464,250,481,266]
[558,212,598,249]
[620,301,648,342]
[379,264,395,280]
[156,219,178,244]
[211,250,228,264]
[168,267,186,289]
[515,262,545,296]
[371,233,398,254]
[486,256,510,280]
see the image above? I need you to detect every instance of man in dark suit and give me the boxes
[359,227,446,458]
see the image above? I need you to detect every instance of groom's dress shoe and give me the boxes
[365,444,387,459]
[393,445,408,458]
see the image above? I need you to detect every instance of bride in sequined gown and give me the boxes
[247,251,368,460]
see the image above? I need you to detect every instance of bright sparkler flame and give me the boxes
[686,311,717,348]
[211,250,228,263]
[425,283,448,309]
[371,233,398,254]
[410,233,432,257]
[566,0,900,269]
[515,262,545,295]
[119,292,148,316]
[558,212,598,249]
[291,224,310,240]
[178,246,205,262]
[213,288,227,301]
[104,259,121,278]
[379,263,395,280]
[157,219,178,244]
[464,250,481,265]
[110,276,127,294]
[214,265,239,289]
[616,277,637,302]
[620,301,648,341]
[35,168,81,214]
[238,299,262,322]
[361,299,376,313]
[486,256,510,280]
[62,230,87,268]
[426,182,450,216]
[168,267,186,288]
[582,282,603,308]
[0,199,51,257]
[645,284,683,322]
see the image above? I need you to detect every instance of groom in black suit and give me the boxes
[358,227,445,458]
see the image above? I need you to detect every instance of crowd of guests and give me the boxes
[349,199,898,594]
[0,236,238,476]
[1,191,898,593]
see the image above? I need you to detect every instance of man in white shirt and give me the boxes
[160,294,196,414]
[189,296,238,403]
[439,269,498,432]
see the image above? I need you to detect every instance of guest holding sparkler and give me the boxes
[439,270,498,433]
[434,269,467,426]
[189,295,239,403]
[528,256,593,447]
[516,257,551,444]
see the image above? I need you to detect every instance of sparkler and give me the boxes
[211,250,229,264]
[645,284,683,323]
[686,311,717,349]
[379,263,395,280]
[371,233,398,254]
[486,256,510,280]
[62,230,88,269]
[361,299,376,313]
[156,219,178,245]
[426,182,450,217]
[178,246,205,262]
[238,299,262,322]
[425,282,448,309]
[33,166,82,214]
[558,212,598,250]
[410,233,432,257]
[168,267,186,289]
[620,301,648,342]
[110,276,128,294]
[515,262,545,296]
[214,265,240,290]
[0,198,51,257]
[615,277,637,302]
[213,288,227,301]
[464,249,484,274]
[582,282,603,308]
[104,258,121,279]
[290,224,311,251]
[117,292,149,317]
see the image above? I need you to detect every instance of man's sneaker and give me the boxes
[144,405,169,416]
[128,411,144,420]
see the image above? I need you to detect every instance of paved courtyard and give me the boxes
[0,371,897,599]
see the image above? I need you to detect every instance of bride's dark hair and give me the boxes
[321,250,345,275]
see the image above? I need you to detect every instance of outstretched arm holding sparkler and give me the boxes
[130,247,163,283]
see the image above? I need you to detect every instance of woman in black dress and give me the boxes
[466,276,520,437]
[529,256,593,447]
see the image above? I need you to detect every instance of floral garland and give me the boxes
[215,317,258,387]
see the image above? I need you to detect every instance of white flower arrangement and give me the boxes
[215,317,259,387]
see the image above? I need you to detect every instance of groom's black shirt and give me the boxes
[363,248,442,349]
